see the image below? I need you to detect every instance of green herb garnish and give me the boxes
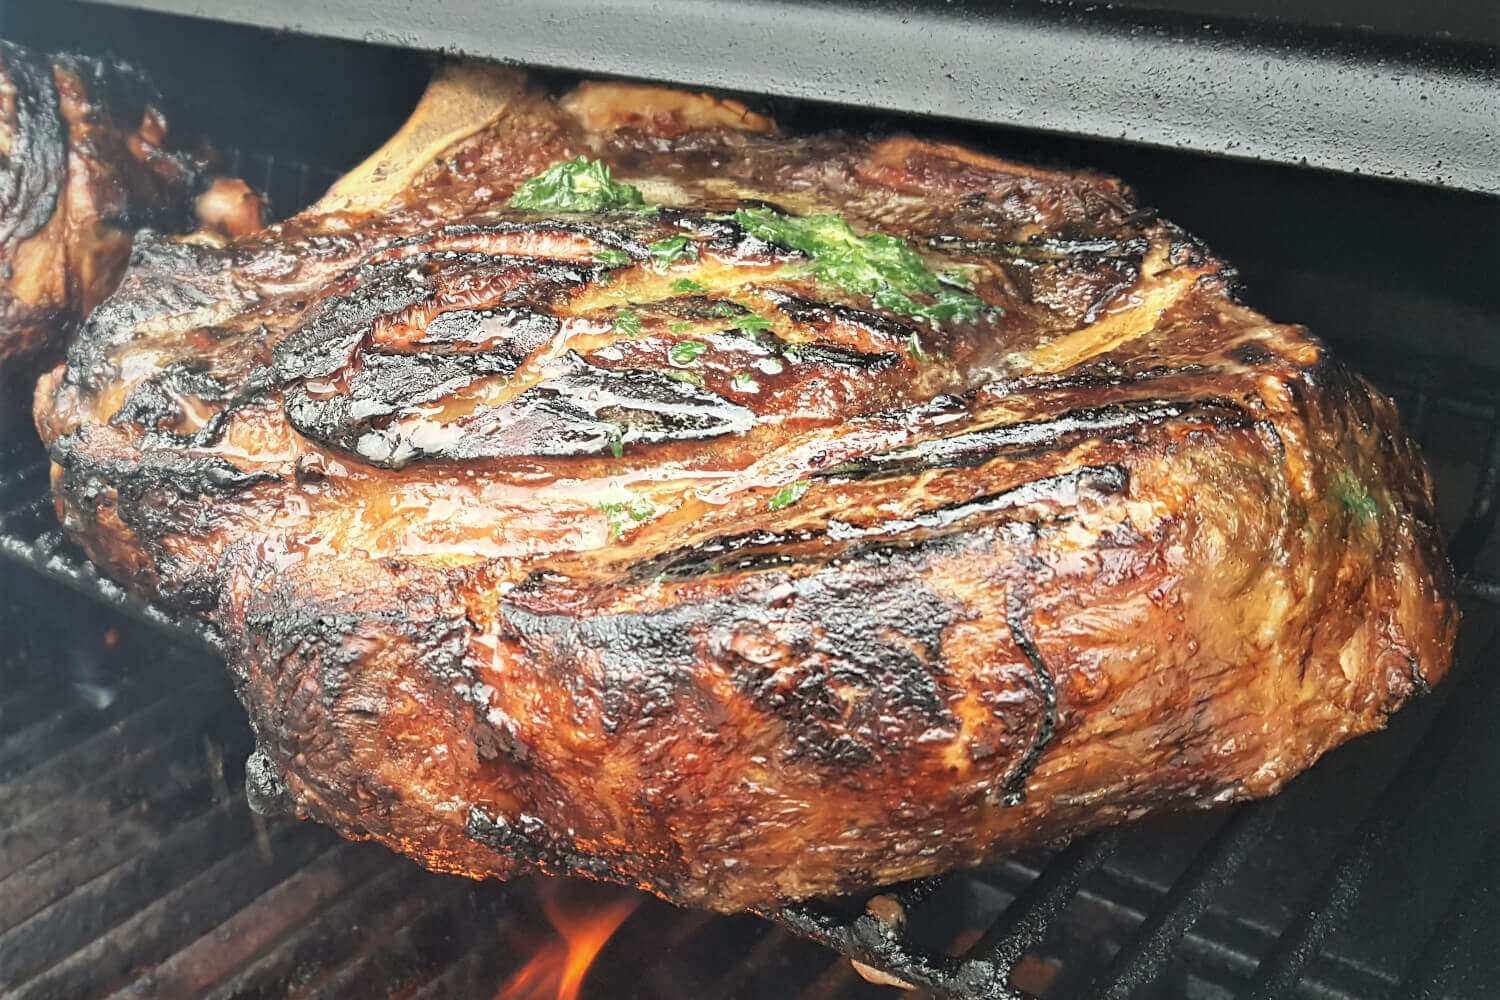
[1334,470,1379,526]
[648,235,698,269]
[731,373,761,393]
[594,247,631,267]
[707,302,739,318]
[732,207,991,324]
[665,370,705,387]
[907,330,935,364]
[668,321,693,333]
[671,278,707,294]
[606,429,624,458]
[509,156,650,213]
[732,313,773,334]
[613,309,643,337]
[669,340,708,366]
[597,482,656,539]
[769,480,809,511]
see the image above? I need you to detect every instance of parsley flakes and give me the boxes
[732,313,773,334]
[669,340,708,366]
[768,481,809,511]
[648,235,698,268]
[613,309,643,337]
[509,156,650,213]
[732,207,991,324]
[596,483,656,539]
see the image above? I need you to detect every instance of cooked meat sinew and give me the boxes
[33,65,1456,912]
[0,40,219,371]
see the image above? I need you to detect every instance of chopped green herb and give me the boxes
[613,309,643,337]
[665,370,705,387]
[732,207,992,324]
[1334,470,1379,526]
[768,480,809,511]
[731,373,761,393]
[606,429,624,459]
[668,321,692,333]
[669,340,708,366]
[648,235,698,268]
[598,271,614,286]
[671,278,707,294]
[509,156,651,213]
[707,302,739,318]
[597,482,656,539]
[907,330,935,364]
[594,247,631,267]
[732,313,773,333]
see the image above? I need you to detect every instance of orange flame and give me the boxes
[494,880,642,1000]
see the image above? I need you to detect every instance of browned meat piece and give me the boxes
[194,177,265,239]
[33,65,1455,912]
[0,40,212,371]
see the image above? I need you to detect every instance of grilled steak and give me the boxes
[0,40,229,372]
[33,65,1456,912]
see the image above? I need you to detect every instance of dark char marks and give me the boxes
[501,554,962,769]
[633,466,1128,585]
[0,41,65,256]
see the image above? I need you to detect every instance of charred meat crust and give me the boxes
[0,41,208,371]
[0,41,67,256]
[33,72,1456,911]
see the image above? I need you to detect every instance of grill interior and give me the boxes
[0,5,1497,998]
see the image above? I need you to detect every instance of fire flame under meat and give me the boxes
[493,880,643,1000]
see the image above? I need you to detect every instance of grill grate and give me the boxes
[0,151,1497,999]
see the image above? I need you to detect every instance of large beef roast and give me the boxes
[32,65,1455,912]
[0,40,224,371]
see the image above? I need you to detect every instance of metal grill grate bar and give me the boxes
[1092,802,1280,999]
[406,941,523,1000]
[1238,633,1500,1000]
[10,819,332,1000]
[0,698,243,896]
[103,840,379,1000]
[1395,828,1500,1000]
[0,758,240,939]
[299,879,504,999]
[969,831,1121,972]
[0,669,205,784]
[1448,421,1500,574]
[0,796,265,987]
[0,678,227,825]
[196,860,440,1000]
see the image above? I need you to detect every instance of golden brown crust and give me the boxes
[34,66,1455,911]
[560,81,777,137]
[194,177,265,239]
